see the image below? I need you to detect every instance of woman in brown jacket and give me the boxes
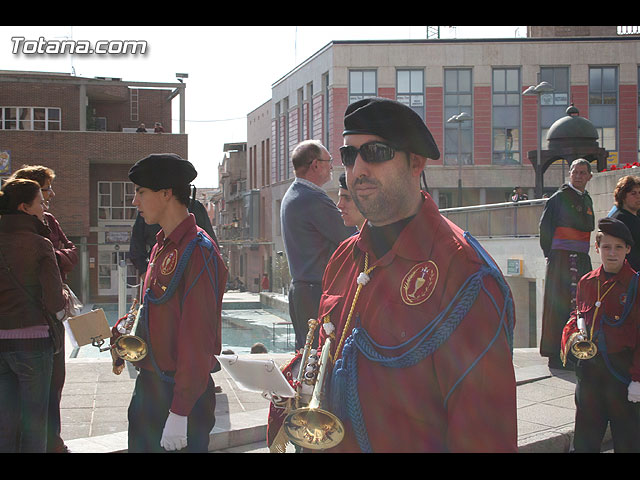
[0,178,67,453]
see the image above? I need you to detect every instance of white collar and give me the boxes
[295,177,325,193]
[568,182,588,196]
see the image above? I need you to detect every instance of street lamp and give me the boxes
[446,112,472,207]
[523,81,554,198]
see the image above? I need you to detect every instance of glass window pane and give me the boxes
[48,108,60,120]
[445,70,457,93]
[459,94,471,106]
[397,71,410,93]
[493,70,505,93]
[363,71,376,94]
[350,71,362,94]
[459,70,471,92]
[99,182,110,195]
[506,93,520,105]
[602,68,616,91]
[112,183,123,207]
[410,70,422,93]
[493,94,505,106]
[98,208,109,220]
[34,108,46,121]
[506,69,519,92]
[590,68,601,92]
[555,68,568,92]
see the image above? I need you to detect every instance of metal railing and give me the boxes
[439,198,548,238]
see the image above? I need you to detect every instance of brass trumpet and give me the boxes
[283,335,345,450]
[571,315,597,361]
[111,300,148,362]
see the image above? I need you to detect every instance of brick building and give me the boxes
[0,70,187,303]
[244,27,640,285]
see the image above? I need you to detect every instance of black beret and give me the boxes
[128,153,197,189]
[343,97,440,160]
[598,217,634,246]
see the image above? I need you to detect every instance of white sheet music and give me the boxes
[215,354,296,398]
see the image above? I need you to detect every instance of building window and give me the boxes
[98,250,137,291]
[492,68,521,164]
[539,67,570,149]
[98,181,137,220]
[396,69,424,119]
[589,66,618,151]
[1,106,60,130]
[540,67,569,106]
[349,70,377,104]
[492,68,521,106]
[493,128,520,165]
[444,68,473,166]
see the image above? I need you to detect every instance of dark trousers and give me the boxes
[127,369,216,453]
[573,356,640,452]
[288,281,322,351]
[47,342,66,452]
[0,345,53,452]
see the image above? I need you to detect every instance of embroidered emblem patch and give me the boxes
[160,249,178,276]
[401,260,439,306]
[620,292,628,305]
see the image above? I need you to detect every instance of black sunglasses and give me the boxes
[340,141,397,167]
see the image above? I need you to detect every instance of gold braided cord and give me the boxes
[332,253,376,363]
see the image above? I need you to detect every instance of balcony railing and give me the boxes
[439,198,548,237]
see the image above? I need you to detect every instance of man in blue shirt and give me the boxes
[281,140,356,350]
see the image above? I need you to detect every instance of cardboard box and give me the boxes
[64,309,112,347]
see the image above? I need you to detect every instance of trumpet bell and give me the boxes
[571,339,597,360]
[114,335,148,362]
[283,407,345,450]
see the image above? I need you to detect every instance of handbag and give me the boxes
[0,246,65,354]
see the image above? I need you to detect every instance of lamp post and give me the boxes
[523,81,554,198]
[446,112,472,207]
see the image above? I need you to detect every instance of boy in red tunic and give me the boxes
[562,217,640,452]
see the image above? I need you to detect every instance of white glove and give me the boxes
[628,381,640,403]
[160,411,188,451]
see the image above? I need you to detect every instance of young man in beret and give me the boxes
[337,173,365,230]
[124,153,227,453]
[561,217,640,452]
[307,98,516,452]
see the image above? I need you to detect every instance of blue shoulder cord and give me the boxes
[136,232,219,384]
[328,231,514,453]
[593,271,639,386]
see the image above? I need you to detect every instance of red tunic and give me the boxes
[561,261,640,381]
[317,193,517,453]
[138,214,227,416]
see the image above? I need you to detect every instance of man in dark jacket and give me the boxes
[539,158,595,369]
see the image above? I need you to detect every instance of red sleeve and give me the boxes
[48,214,78,275]
[435,255,518,453]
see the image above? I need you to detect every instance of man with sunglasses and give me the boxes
[314,97,517,452]
[281,140,356,351]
